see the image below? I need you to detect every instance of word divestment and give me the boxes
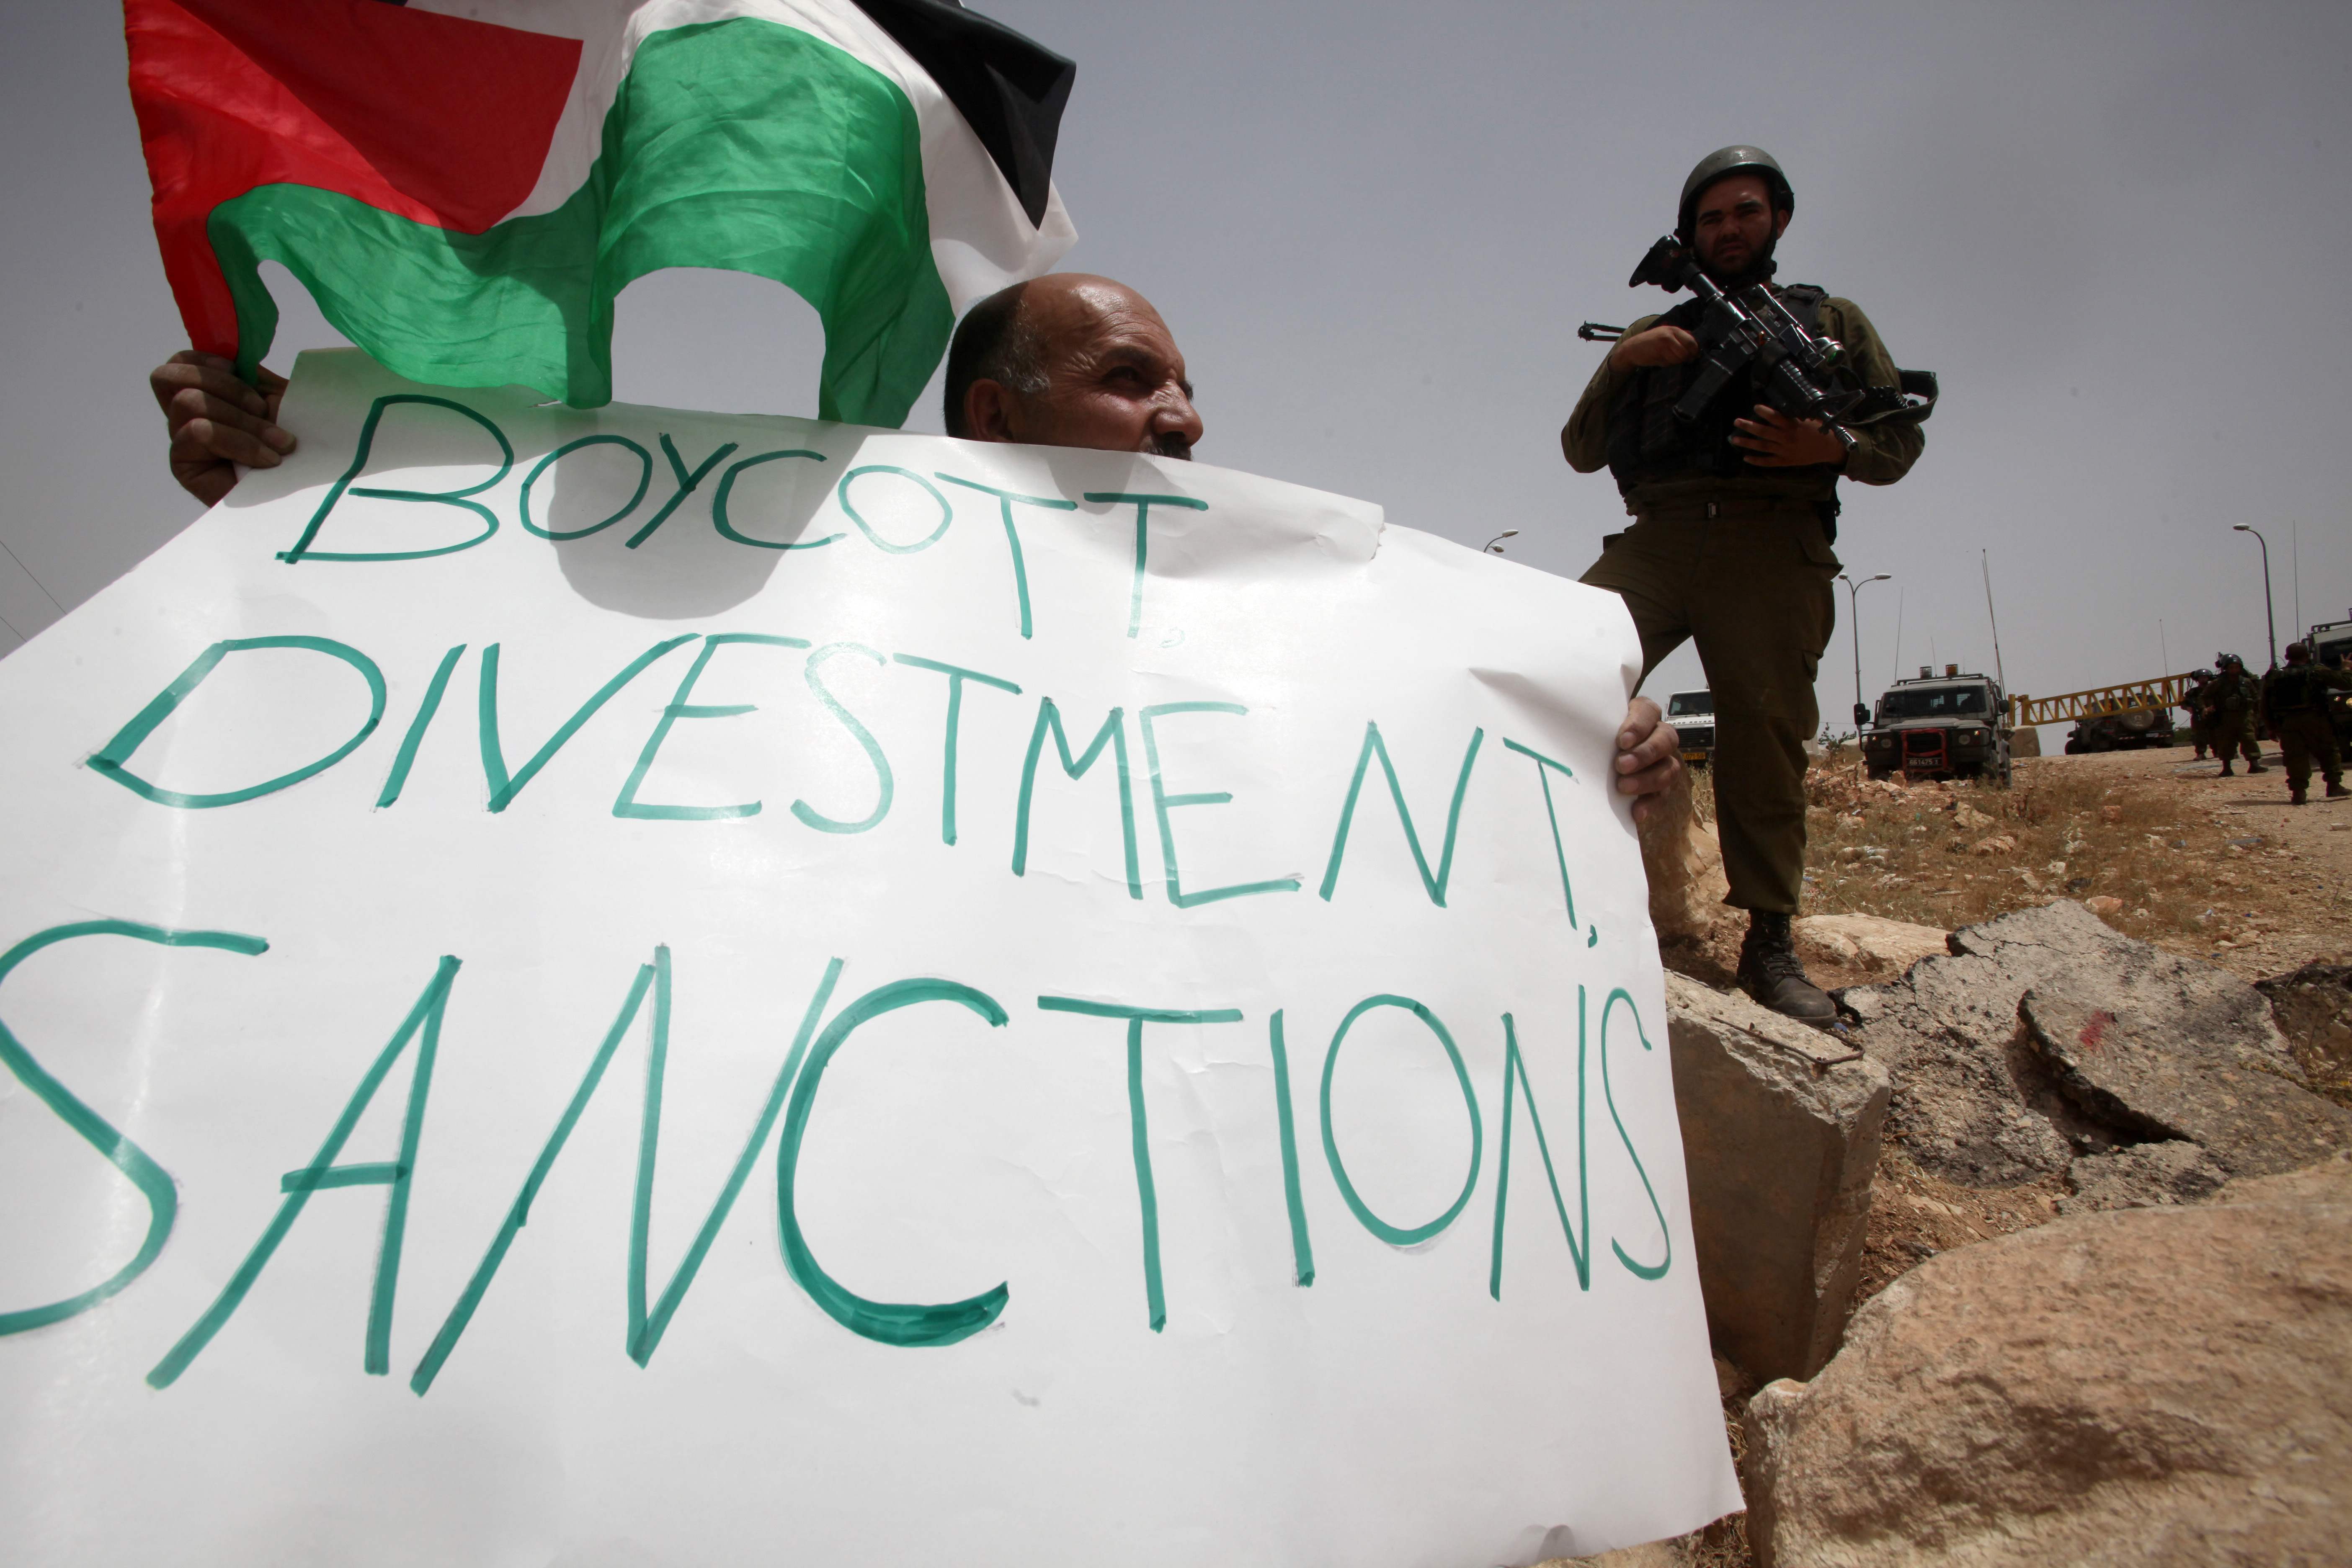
[0,351,1739,1566]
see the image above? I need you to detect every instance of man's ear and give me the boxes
[1772,208,1791,241]
[962,379,1021,444]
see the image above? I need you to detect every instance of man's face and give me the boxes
[989,277,1203,459]
[1691,173,1788,279]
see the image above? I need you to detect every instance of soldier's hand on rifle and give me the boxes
[1609,324,1700,370]
[1731,404,1847,468]
[150,350,295,506]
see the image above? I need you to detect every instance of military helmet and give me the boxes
[2218,652,2244,669]
[1678,146,1795,241]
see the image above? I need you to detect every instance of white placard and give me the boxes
[0,351,1738,1564]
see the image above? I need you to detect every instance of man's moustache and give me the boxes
[1702,239,1777,288]
[1149,432,1193,460]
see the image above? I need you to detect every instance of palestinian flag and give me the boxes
[125,0,1077,426]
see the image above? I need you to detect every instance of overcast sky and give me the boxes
[4,0,2348,740]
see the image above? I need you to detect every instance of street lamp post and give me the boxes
[1483,531,1519,555]
[1839,572,1893,733]
[2232,525,2278,668]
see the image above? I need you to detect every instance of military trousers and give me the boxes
[2277,712,2343,792]
[2213,710,2262,766]
[1581,498,1838,914]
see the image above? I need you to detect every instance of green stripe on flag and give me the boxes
[208,18,954,426]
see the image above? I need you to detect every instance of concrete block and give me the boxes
[1666,974,1891,1385]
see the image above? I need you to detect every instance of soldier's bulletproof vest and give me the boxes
[2268,666,2327,714]
[1605,284,1841,497]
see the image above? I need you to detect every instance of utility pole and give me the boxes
[1838,572,1892,732]
[1981,551,2007,694]
[2232,525,2278,668]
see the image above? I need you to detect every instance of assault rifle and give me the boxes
[1579,237,1936,447]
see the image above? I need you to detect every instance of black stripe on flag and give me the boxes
[851,0,1075,228]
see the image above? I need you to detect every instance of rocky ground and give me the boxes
[1563,741,2352,1568]
[1799,741,2352,982]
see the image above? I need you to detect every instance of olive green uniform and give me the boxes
[2181,678,2213,758]
[2210,670,2264,767]
[2262,663,2351,794]
[1565,294,1922,914]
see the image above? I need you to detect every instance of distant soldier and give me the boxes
[2179,668,2216,759]
[2261,641,2350,804]
[2208,653,2268,776]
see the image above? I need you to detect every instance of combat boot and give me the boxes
[2247,761,2269,774]
[1737,912,1838,1028]
[2293,786,2308,805]
[2217,763,2235,776]
[2329,781,2349,799]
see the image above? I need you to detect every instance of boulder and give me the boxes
[1640,773,1741,985]
[2057,1140,2227,1216]
[1841,902,2110,1188]
[2022,989,2352,1177]
[1665,973,1890,1384]
[1741,1152,2352,1567]
[1793,915,1949,983]
[2255,962,2352,1108]
[1842,900,2314,1190]
[1639,772,1728,941]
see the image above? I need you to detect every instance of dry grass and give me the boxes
[1679,1509,1752,1568]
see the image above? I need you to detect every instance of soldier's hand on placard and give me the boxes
[1615,695,1684,824]
[1608,324,1700,370]
[150,350,295,505]
[1731,404,1847,468]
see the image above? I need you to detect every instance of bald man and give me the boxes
[941,272,1203,459]
[149,273,1682,815]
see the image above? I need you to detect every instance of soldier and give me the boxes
[2208,653,2268,776]
[1562,146,1924,1025]
[2261,641,2350,804]
[2180,668,2215,759]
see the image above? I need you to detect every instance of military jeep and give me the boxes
[2063,706,2176,753]
[1862,665,2012,785]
